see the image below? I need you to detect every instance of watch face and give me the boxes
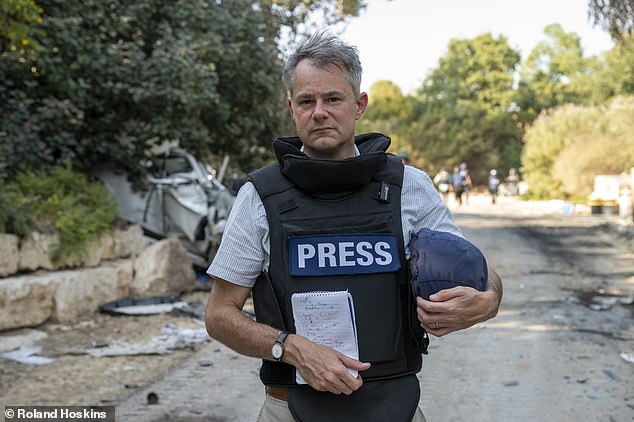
[272,343,283,359]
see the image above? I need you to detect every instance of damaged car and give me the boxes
[95,148,235,268]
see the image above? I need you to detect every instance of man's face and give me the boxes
[288,59,368,160]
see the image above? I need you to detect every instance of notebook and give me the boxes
[291,290,359,384]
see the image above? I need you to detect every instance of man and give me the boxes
[506,167,520,196]
[205,31,502,422]
[451,166,465,206]
[433,168,452,203]
[488,169,501,204]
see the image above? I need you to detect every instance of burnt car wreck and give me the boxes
[95,148,235,268]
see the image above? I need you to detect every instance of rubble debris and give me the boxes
[602,369,620,381]
[574,291,634,312]
[99,296,188,316]
[1,345,55,366]
[168,300,206,320]
[85,324,209,357]
[0,329,48,353]
[620,352,634,364]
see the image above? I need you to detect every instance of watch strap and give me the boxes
[273,330,289,361]
[275,330,289,346]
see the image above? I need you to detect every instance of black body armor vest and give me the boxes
[249,133,427,388]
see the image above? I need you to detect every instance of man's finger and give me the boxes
[417,297,445,313]
[337,354,370,391]
[428,286,469,301]
[338,354,371,371]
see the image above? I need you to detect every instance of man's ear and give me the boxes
[355,92,368,120]
[287,97,294,118]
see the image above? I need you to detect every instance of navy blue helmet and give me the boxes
[409,228,488,299]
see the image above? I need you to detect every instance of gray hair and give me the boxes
[282,31,363,98]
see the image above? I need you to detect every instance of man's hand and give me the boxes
[283,334,371,395]
[416,268,502,337]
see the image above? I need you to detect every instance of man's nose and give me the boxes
[312,100,328,120]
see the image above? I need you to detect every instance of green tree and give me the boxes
[0,0,287,181]
[362,80,412,122]
[515,24,596,125]
[405,102,522,182]
[588,0,634,42]
[261,0,368,52]
[356,80,422,164]
[408,33,522,181]
[587,33,634,102]
[419,33,520,112]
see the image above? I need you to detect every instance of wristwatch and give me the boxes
[272,331,289,362]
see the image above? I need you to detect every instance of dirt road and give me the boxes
[2,195,633,421]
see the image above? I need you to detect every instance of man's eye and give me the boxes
[299,99,313,105]
[327,97,341,103]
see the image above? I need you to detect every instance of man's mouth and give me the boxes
[312,127,333,133]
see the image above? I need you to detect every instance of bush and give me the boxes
[0,165,118,262]
[522,96,634,200]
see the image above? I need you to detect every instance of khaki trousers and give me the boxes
[256,394,427,422]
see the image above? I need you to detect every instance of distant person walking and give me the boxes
[506,167,519,196]
[458,162,472,205]
[452,166,465,206]
[488,169,501,204]
[433,168,452,203]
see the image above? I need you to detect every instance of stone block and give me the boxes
[52,266,124,322]
[115,225,148,259]
[131,237,195,297]
[0,233,19,277]
[107,259,134,298]
[19,232,58,272]
[0,275,56,331]
[55,231,121,269]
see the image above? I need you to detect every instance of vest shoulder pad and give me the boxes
[248,163,294,200]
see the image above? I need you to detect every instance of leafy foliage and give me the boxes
[515,24,598,126]
[401,33,522,182]
[264,0,367,50]
[419,33,520,112]
[404,102,522,183]
[0,0,43,52]
[0,0,288,182]
[588,0,634,41]
[522,96,634,199]
[0,166,118,262]
[587,33,634,102]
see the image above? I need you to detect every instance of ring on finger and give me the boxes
[433,321,439,329]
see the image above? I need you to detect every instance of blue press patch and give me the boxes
[289,234,401,276]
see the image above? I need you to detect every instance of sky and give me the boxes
[341,0,615,94]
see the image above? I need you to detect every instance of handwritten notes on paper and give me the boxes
[291,290,359,384]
